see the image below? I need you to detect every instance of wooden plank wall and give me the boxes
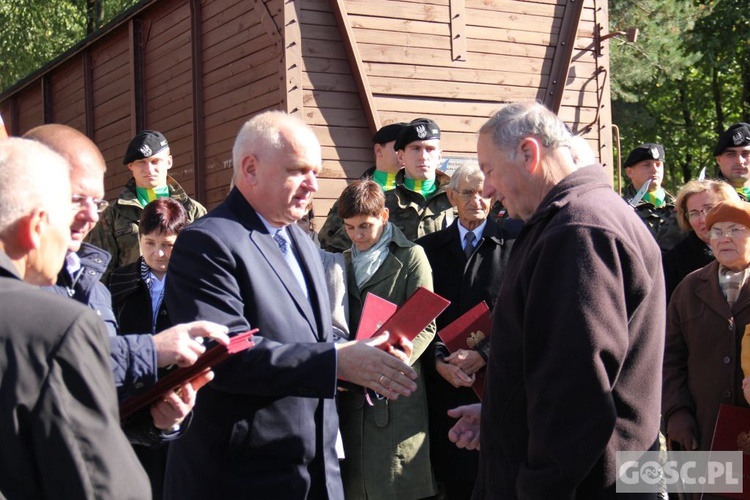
[301,0,612,217]
[0,0,611,217]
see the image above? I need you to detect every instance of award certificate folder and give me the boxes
[709,404,750,499]
[365,287,450,350]
[436,301,492,400]
[119,329,257,421]
[355,292,398,340]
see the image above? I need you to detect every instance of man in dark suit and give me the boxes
[0,138,149,498]
[163,111,419,500]
[416,163,514,499]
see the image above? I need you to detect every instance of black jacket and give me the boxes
[416,218,514,483]
[663,230,713,304]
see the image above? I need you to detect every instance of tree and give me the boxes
[610,0,750,190]
[0,0,137,92]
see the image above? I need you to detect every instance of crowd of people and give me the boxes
[1,102,750,499]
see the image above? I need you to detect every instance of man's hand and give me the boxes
[336,332,418,399]
[666,409,698,451]
[436,358,475,388]
[153,321,230,367]
[150,370,214,431]
[447,403,482,450]
[445,349,486,375]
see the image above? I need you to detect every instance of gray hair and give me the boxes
[448,163,484,191]
[479,101,571,158]
[232,110,317,179]
[0,138,71,232]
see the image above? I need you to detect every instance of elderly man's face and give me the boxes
[477,133,535,222]
[448,174,490,230]
[709,221,750,271]
[69,164,106,252]
[716,146,750,186]
[249,128,321,227]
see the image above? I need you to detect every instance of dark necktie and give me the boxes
[464,231,476,259]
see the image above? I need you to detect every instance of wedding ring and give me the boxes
[379,374,387,386]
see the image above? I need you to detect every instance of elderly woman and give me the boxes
[663,198,750,459]
[336,179,437,500]
[663,180,740,302]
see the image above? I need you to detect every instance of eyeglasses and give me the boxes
[454,189,487,201]
[686,206,715,221]
[71,195,109,213]
[709,226,748,240]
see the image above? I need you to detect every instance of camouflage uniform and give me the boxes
[385,169,455,242]
[623,184,683,253]
[86,176,206,283]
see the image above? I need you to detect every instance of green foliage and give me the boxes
[0,0,138,93]
[611,0,750,192]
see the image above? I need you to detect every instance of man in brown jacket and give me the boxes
[450,102,665,498]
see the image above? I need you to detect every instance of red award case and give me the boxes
[436,301,492,399]
[709,404,750,499]
[119,329,257,421]
[356,287,450,350]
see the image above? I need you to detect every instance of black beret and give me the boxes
[393,118,441,151]
[623,143,665,168]
[372,122,407,145]
[713,123,750,156]
[123,130,169,164]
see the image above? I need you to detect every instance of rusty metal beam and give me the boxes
[330,0,380,135]
[543,0,585,113]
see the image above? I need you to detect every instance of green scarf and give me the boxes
[136,185,170,208]
[403,177,436,198]
[642,187,666,208]
[371,170,397,191]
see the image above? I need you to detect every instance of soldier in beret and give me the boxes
[622,143,682,252]
[87,130,206,282]
[320,122,407,252]
[384,118,455,242]
[714,122,750,200]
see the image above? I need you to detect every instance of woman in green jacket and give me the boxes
[337,179,437,499]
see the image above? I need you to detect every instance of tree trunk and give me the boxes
[679,83,693,184]
[86,0,103,34]
[711,66,724,136]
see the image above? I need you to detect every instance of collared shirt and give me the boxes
[457,219,488,251]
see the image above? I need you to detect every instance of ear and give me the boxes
[397,149,405,164]
[16,209,45,252]
[374,144,383,159]
[624,166,635,181]
[241,154,260,185]
[166,155,174,170]
[127,163,135,174]
[381,207,390,223]
[446,188,458,208]
[518,137,541,173]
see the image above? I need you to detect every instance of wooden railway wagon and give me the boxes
[0,0,614,218]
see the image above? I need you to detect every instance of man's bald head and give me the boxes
[0,138,72,284]
[24,124,107,252]
[24,124,106,177]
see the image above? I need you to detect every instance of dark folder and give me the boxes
[119,329,257,421]
[436,301,492,399]
[708,403,750,498]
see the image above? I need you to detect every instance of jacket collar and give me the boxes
[0,250,21,281]
[225,188,326,340]
[692,260,750,317]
